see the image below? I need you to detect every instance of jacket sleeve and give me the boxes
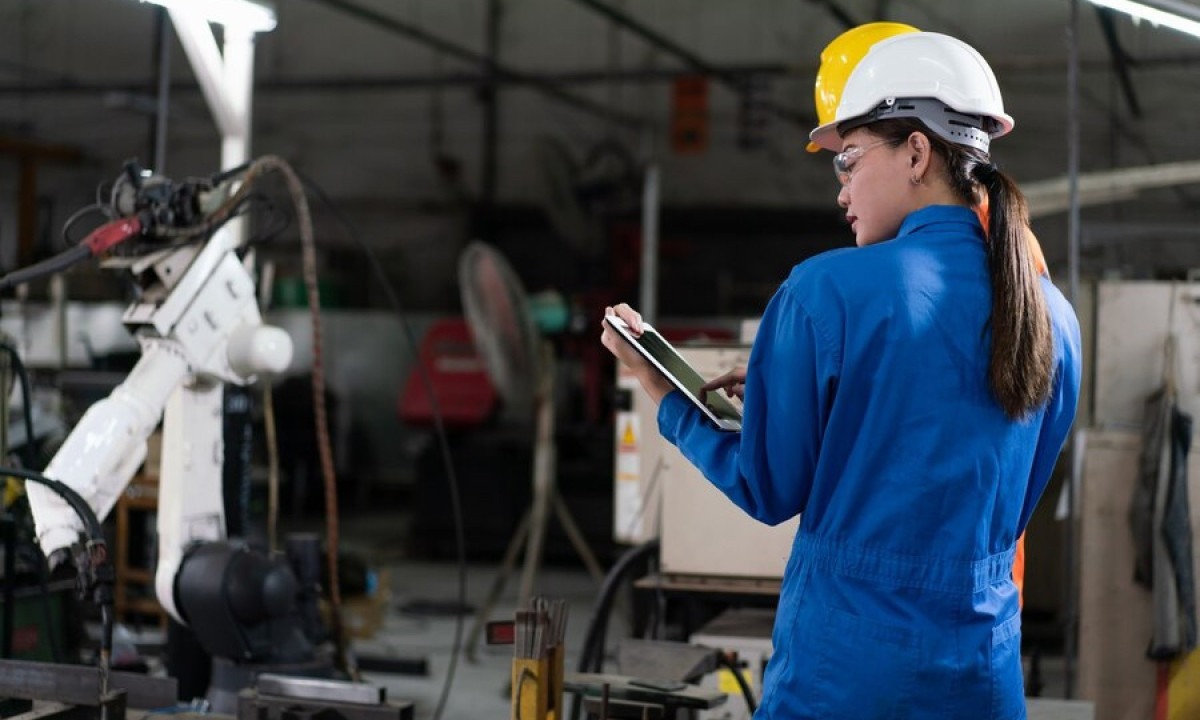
[657,283,840,526]
[1017,299,1083,533]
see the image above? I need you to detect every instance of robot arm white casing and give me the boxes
[26,232,292,625]
[26,338,190,559]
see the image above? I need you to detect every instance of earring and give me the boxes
[910,176,922,186]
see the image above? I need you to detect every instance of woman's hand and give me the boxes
[701,368,747,404]
[600,303,674,404]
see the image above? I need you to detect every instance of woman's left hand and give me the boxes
[600,303,674,404]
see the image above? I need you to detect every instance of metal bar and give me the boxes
[566,0,811,125]
[0,659,176,709]
[1064,0,1081,700]
[0,65,785,96]
[300,0,645,129]
[1095,8,1142,118]
[811,0,861,29]
[480,0,501,243]
[256,674,385,706]
[151,7,171,174]
[638,164,660,324]
[2,514,14,659]
[167,7,240,138]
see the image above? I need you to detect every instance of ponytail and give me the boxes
[972,162,1055,419]
[865,119,1055,419]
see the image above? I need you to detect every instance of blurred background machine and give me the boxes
[613,336,797,583]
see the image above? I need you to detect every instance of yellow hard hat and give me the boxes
[807,21,919,152]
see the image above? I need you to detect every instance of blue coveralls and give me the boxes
[657,205,1082,719]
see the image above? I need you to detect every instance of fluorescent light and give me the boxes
[140,0,277,33]
[1085,0,1200,39]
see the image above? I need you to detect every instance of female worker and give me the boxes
[600,30,1081,719]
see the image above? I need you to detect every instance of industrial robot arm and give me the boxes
[15,162,297,650]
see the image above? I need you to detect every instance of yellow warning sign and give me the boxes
[620,420,637,450]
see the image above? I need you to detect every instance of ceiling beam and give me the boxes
[0,65,793,96]
[1094,7,1142,118]
[565,0,812,125]
[808,0,861,29]
[298,0,646,129]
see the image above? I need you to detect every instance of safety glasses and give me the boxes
[833,140,891,185]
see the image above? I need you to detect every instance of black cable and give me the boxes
[715,651,758,715]
[0,245,91,292]
[60,203,112,249]
[297,172,467,720]
[0,465,110,673]
[570,538,659,720]
[0,342,61,661]
[0,342,38,470]
[0,466,102,540]
[35,548,63,662]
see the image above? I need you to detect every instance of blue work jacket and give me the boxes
[658,205,1082,719]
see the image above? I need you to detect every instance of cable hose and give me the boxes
[715,650,758,715]
[570,538,659,720]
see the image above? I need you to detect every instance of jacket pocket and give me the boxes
[811,605,920,719]
[990,612,1025,720]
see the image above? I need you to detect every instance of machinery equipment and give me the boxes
[613,342,797,581]
[0,156,349,707]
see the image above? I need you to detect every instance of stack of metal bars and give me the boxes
[512,597,569,720]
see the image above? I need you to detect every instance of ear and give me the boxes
[906,132,933,183]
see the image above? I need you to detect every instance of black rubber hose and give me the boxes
[0,245,90,291]
[0,342,38,470]
[570,538,659,720]
[0,466,103,541]
[716,650,758,715]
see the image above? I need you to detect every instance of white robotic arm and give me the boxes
[21,167,293,628]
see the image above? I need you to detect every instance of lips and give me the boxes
[846,214,857,231]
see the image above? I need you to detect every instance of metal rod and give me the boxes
[566,0,810,125]
[300,0,644,129]
[811,0,861,29]
[151,7,171,174]
[1094,7,1142,118]
[480,0,501,243]
[638,164,660,325]
[1064,0,1082,700]
[2,514,15,659]
[0,66,785,96]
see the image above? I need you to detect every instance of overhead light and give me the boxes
[139,0,277,33]
[1085,0,1200,39]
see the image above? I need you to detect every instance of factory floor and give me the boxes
[111,510,1084,719]
[288,512,1085,720]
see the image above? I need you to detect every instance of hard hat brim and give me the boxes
[808,121,841,153]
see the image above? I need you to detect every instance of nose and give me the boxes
[837,183,850,209]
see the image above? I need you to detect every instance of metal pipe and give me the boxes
[638,164,660,325]
[300,0,645,129]
[152,7,171,174]
[0,64,788,96]
[566,0,811,125]
[1063,0,1082,700]
[480,0,501,243]
[1095,7,1142,118]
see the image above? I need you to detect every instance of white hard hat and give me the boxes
[808,32,1014,153]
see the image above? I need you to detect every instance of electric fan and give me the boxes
[456,241,604,659]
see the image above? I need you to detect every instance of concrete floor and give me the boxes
[324,507,1092,720]
[107,512,1090,719]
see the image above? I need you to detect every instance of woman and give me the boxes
[601,31,1081,719]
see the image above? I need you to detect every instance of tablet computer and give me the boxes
[606,315,743,432]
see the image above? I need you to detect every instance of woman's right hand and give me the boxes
[600,303,674,404]
[701,368,747,403]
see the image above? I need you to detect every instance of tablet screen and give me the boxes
[608,317,743,428]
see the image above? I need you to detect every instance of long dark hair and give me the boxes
[868,118,1054,419]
